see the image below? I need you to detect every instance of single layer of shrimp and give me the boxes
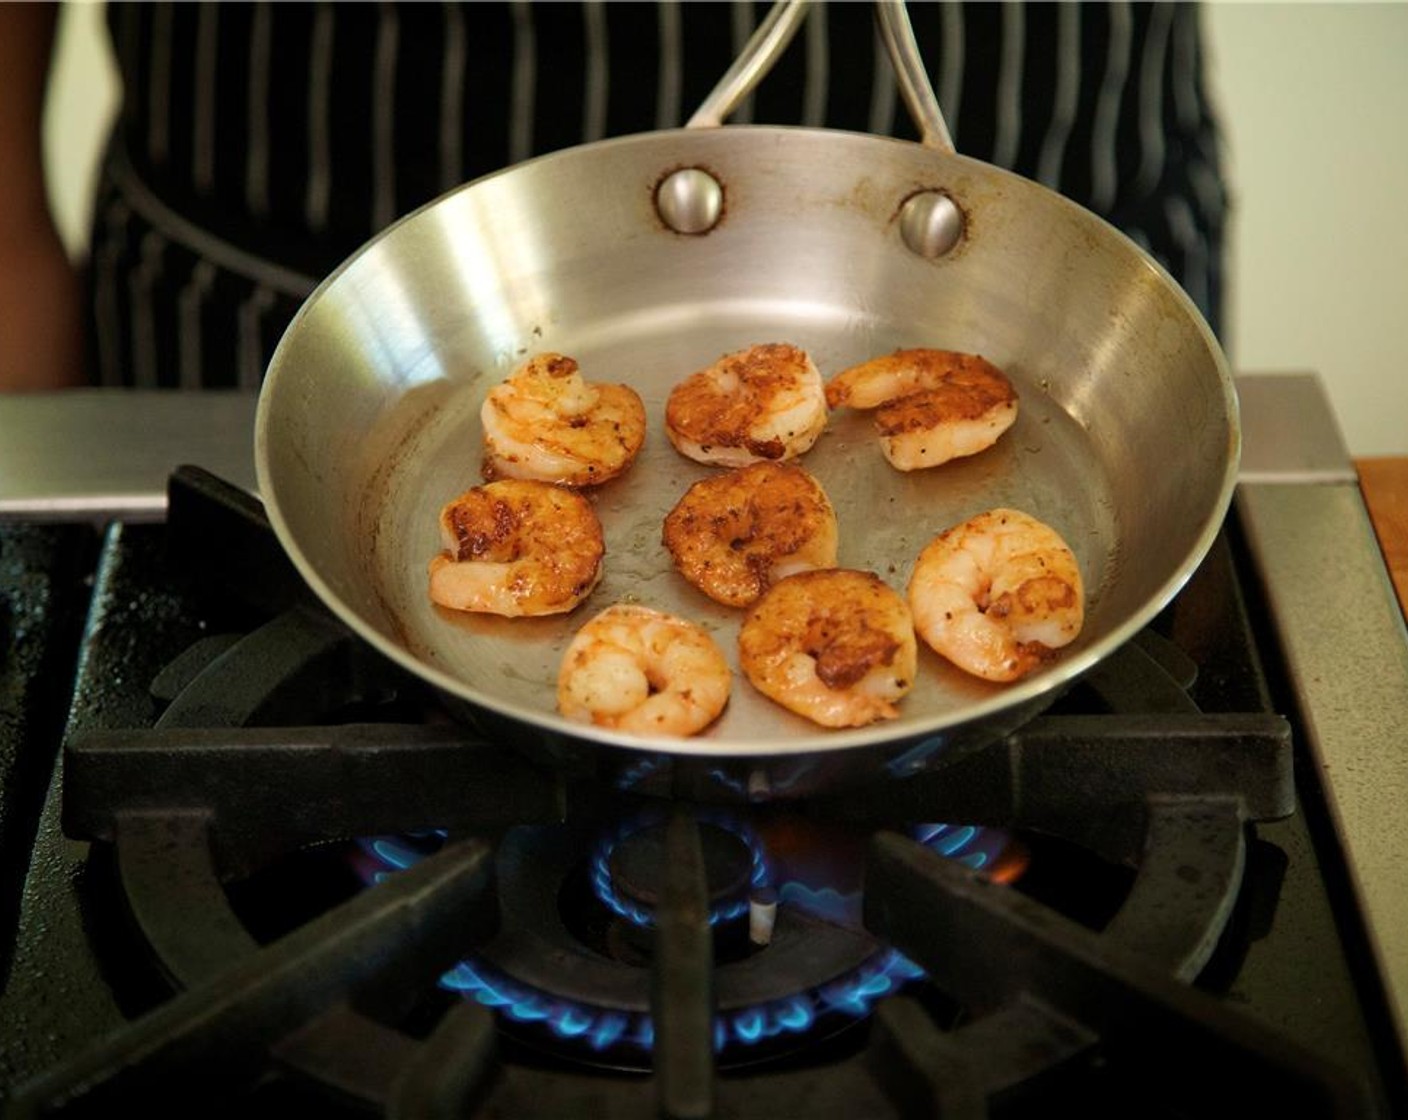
[738,569,917,728]
[664,343,828,467]
[907,508,1084,682]
[481,352,647,486]
[662,462,839,608]
[825,349,1018,471]
[557,604,732,736]
[428,479,604,617]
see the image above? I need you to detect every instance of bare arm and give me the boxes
[0,1,85,391]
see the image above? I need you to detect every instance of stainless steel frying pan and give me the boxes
[254,3,1238,800]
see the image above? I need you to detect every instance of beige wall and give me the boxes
[1207,2,1408,457]
[42,2,1408,454]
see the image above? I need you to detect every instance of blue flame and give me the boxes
[589,811,771,929]
[370,838,423,871]
[704,769,749,797]
[614,758,664,791]
[778,882,861,926]
[886,736,947,777]
[779,823,996,926]
[703,760,815,799]
[440,948,925,1055]
[442,960,643,1051]
[915,822,1003,871]
[818,950,927,1017]
[354,819,1007,1056]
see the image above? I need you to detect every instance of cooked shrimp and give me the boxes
[825,349,1018,471]
[557,604,732,736]
[907,508,1083,682]
[665,343,828,467]
[428,480,604,617]
[738,570,917,728]
[663,462,839,608]
[481,352,647,486]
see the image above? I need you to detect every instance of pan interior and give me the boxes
[358,305,1115,746]
[257,129,1234,755]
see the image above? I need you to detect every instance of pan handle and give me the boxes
[686,0,956,156]
[874,2,956,153]
[684,0,810,130]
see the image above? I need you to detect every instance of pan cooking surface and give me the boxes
[359,301,1117,747]
[258,129,1236,762]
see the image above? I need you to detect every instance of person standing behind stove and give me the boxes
[1,2,1227,393]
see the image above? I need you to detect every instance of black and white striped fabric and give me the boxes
[87,1,1227,389]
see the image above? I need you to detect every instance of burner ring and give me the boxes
[590,811,770,929]
[358,823,888,1066]
[354,819,1013,1067]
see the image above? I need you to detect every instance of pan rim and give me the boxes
[254,125,1242,759]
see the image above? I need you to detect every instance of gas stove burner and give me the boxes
[2,474,1389,1115]
[591,810,770,929]
[354,815,1016,1067]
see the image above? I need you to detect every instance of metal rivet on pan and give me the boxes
[656,168,724,235]
[899,190,964,259]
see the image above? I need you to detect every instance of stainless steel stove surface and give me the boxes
[0,375,1405,1116]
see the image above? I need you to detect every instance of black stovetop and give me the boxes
[0,469,1400,1117]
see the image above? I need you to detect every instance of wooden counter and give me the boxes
[1356,457,1408,618]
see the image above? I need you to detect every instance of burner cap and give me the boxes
[608,821,753,914]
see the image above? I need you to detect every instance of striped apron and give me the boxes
[88,1,1227,389]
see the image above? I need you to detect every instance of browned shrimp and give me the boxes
[481,352,647,486]
[664,343,828,467]
[428,480,604,617]
[557,604,732,736]
[738,569,917,728]
[908,508,1084,681]
[662,462,839,607]
[826,349,1018,471]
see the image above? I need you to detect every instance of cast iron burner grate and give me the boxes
[3,469,1373,1117]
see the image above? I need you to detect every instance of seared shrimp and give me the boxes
[428,480,604,617]
[481,352,647,486]
[907,508,1083,682]
[663,462,839,607]
[665,343,828,467]
[826,349,1018,471]
[738,569,917,728]
[557,604,732,736]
